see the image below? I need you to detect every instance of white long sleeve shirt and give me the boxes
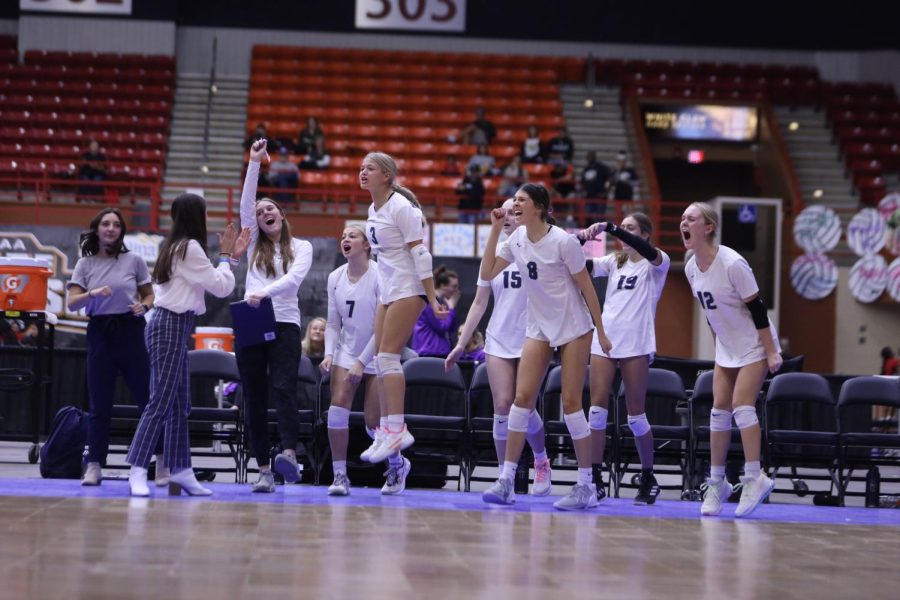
[153,240,235,315]
[241,160,313,326]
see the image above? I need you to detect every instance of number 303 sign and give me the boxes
[355,0,466,32]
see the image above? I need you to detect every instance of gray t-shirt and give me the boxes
[67,252,151,316]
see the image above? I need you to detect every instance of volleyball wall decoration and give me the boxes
[790,253,839,300]
[793,205,841,253]
[848,254,888,303]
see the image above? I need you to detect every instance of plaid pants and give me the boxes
[126,307,195,470]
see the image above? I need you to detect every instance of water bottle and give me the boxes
[865,467,881,508]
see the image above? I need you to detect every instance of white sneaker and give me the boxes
[700,477,733,516]
[368,425,415,464]
[360,428,386,463]
[381,457,411,495]
[328,472,351,496]
[735,473,775,518]
[81,462,102,486]
[553,483,599,511]
[531,458,552,496]
[482,477,515,505]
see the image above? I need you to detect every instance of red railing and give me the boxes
[0,176,688,253]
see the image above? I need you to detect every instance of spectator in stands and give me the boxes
[546,126,574,163]
[439,154,463,177]
[0,318,18,346]
[457,107,496,146]
[298,135,331,170]
[268,146,300,201]
[466,144,497,176]
[520,125,544,164]
[246,123,268,148]
[302,316,326,366]
[77,140,107,202]
[579,150,612,216]
[499,155,529,197]
[608,150,638,201]
[456,165,486,224]
[297,116,325,155]
[550,159,576,199]
[412,266,459,358]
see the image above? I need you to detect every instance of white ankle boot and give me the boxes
[129,466,150,497]
[168,468,213,496]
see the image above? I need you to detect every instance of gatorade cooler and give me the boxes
[193,326,234,352]
[0,257,52,311]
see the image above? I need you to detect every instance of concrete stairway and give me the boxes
[161,73,249,227]
[559,84,646,202]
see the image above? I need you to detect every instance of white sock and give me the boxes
[533,449,548,464]
[577,467,592,486]
[379,417,388,430]
[388,454,403,468]
[710,465,726,482]
[386,414,404,433]
[333,460,346,475]
[745,461,761,479]
[502,461,518,481]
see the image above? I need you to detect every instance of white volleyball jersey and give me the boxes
[685,244,781,368]
[496,225,592,348]
[477,260,527,359]
[590,251,670,358]
[367,193,427,304]
[326,261,379,373]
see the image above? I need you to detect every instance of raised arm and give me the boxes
[479,207,511,281]
[241,139,270,235]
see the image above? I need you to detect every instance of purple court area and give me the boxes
[2,477,899,527]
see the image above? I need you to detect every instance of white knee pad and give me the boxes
[564,410,591,440]
[588,405,608,430]
[375,352,402,377]
[527,409,543,434]
[507,404,530,433]
[492,413,509,440]
[627,413,651,437]
[733,405,759,429]
[710,407,733,432]
[327,405,350,429]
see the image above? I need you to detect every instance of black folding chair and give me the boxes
[402,357,469,490]
[837,375,900,504]
[615,367,690,498]
[764,372,840,504]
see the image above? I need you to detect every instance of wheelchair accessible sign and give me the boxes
[738,204,757,224]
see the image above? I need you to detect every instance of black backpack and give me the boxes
[39,406,88,479]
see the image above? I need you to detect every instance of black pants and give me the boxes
[237,322,302,466]
[86,313,161,465]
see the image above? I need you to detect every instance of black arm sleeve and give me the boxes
[605,223,659,263]
[745,296,769,330]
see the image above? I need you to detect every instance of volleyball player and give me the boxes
[480,183,612,510]
[320,224,382,496]
[445,198,552,497]
[681,201,782,517]
[578,213,670,504]
[360,152,447,494]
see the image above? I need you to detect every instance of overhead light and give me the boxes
[583,99,594,108]
[812,189,823,198]
[788,121,799,131]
